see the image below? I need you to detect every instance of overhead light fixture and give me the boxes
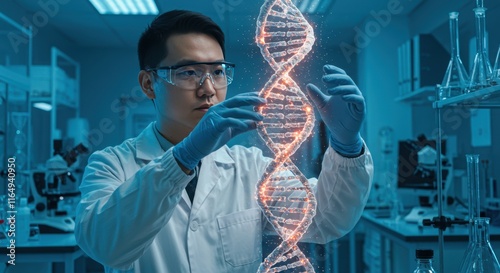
[33,102,52,111]
[292,0,335,14]
[89,0,159,15]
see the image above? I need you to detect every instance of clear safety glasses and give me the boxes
[147,61,235,90]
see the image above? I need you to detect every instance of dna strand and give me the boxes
[254,0,317,272]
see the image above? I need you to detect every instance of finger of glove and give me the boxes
[323,64,346,75]
[306,84,329,109]
[322,73,355,88]
[342,94,366,120]
[212,108,263,132]
[217,118,258,136]
[326,85,361,96]
[216,107,264,121]
[222,93,267,108]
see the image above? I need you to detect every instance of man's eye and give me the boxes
[213,69,225,76]
[177,70,197,77]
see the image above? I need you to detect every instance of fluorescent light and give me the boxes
[292,0,335,14]
[34,102,52,111]
[89,0,159,15]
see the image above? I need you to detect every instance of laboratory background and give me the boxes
[1,0,500,272]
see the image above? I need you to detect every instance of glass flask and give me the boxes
[491,45,500,85]
[413,249,437,273]
[440,11,469,99]
[467,5,492,92]
[460,218,500,273]
[459,154,482,272]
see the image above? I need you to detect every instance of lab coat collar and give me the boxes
[134,122,235,166]
[210,146,235,165]
[135,122,169,160]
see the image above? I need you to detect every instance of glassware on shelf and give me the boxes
[440,12,469,100]
[458,154,482,272]
[467,4,493,92]
[491,45,500,85]
[460,217,500,273]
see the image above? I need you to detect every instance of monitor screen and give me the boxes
[397,139,447,190]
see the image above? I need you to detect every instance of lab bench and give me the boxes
[359,209,500,273]
[0,233,84,273]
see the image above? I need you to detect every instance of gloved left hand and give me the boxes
[306,64,365,157]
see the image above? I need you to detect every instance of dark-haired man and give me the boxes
[75,10,373,273]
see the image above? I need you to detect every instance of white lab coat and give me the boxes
[75,122,373,273]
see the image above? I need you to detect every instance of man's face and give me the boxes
[153,33,227,141]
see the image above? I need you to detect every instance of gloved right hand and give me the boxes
[173,92,266,171]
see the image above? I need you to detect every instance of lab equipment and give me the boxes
[413,249,437,273]
[459,218,500,272]
[440,12,469,99]
[467,1,492,92]
[255,0,317,272]
[467,154,481,221]
[0,195,7,240]
[172,93,265,171]
[16,197,30,243]
[397,138,449,197]
[377,126,402,218]
[458,154,482,272]
[29,142,88,233]
[491,45,500,85]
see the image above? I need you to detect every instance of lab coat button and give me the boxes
[190,220,199,231]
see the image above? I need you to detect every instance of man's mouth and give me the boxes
[194,104,212,111]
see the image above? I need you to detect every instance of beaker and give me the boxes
[491,45,500,85]
[440,12,469,99]
[460,217,500,273]
[467,6,492,92]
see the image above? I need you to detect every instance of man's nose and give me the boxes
[197,73,216,97]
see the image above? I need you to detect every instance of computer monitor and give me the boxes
[397,138,448,206]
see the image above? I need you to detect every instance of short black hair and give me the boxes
[138,10,225,70]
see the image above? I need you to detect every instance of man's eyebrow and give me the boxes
[172,59,226,66]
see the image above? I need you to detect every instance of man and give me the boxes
[75,10,373,273]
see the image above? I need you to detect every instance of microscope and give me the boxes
[29,140,88,233]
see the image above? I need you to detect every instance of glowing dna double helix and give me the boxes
[254,0,317,272]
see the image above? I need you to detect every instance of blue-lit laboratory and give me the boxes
[1,0,500,272]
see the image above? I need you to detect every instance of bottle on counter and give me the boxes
[413,249,437,273]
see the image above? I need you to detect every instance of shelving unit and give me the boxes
[430,84,500,272]
[30,47,80,165]
[0,12,32,196]
[433,85,500,109]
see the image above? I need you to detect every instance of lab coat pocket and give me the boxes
[217,207,262,267]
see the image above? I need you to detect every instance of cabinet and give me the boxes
[30,47,80,166]
[0,12,32,197]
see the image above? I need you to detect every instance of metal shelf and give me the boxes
[433,85,500,109]
[0,66,30,91]
[394,86,436,104]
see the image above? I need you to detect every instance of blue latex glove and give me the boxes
[306,65,365,157]
[173,92,266,171]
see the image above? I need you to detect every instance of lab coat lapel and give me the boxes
[190,146,235,216]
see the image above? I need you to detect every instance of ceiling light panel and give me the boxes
[292,0,335,14]
[89,0,159,15]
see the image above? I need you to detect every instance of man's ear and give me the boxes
[139,70,156,99]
